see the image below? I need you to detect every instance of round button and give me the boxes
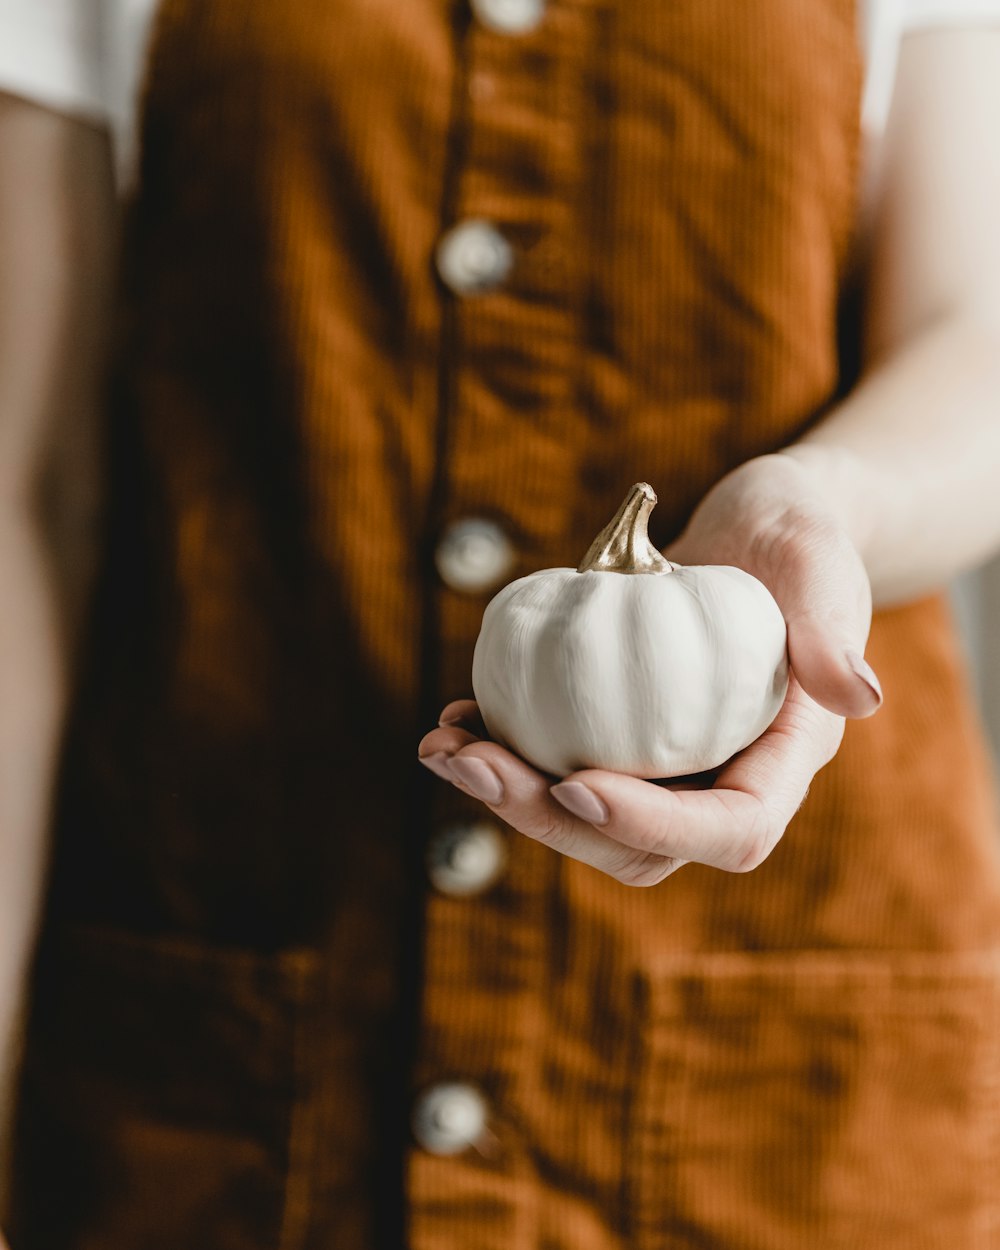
[471,0,546,35]
[412,1082,488,1155]
[435,220,513,296]
[435,517,515,594]
[428,822,507,897]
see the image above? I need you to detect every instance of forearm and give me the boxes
[783,30,1000,608]
[0,95,114,1205]
[783,311,1000,606]
[0,518,77,1197]
[0,470,102,1213]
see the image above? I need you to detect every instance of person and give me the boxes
[1,1,1000,1246]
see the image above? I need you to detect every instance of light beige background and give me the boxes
[953,561,1000,768]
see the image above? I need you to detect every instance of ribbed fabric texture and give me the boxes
[9,0,1000,1247]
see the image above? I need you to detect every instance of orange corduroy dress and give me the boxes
[8,1,1000,1248]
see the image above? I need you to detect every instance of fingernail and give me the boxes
[550,781,610,827]
[438,712,465,727]
[448,756,505,805]
[844,649,883,708]
[419,751,457,783]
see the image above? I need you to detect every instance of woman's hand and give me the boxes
[418,454,882,885]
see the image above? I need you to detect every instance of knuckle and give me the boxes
[729,835,771,873]
[752,505,831,575]
[528,808,578,851]
[821,716,846,766]
[727,810,783,874]
[614,852,677,888]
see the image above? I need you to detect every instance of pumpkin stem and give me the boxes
[577,482,675,575]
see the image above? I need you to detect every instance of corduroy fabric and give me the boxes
[8,1,1000,1247]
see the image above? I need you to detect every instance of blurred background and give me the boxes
[955,560,1000,765]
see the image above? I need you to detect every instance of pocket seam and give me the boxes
[632,949,1000,1250]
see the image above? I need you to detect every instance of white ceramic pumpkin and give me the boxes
[471,483,789,779]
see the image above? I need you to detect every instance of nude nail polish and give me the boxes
[448,756,505,805]
[419,751,456,783]
[550,781,611,827]
[844,649,883,709]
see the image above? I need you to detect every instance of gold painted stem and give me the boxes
[577,482,674,575]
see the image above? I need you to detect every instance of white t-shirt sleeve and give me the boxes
[863,0,1000,138]
[902,0,1000,29]
[0,0,107,121]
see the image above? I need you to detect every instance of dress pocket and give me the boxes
[8,924,322,1250]
[631,951,1000,1250]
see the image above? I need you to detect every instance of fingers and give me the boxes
[418,681,840,882]
[437,699,486,734]
[550,682,843,873]
[418,727,683,886]
[418,724,481,782]
[718,680,845,818]
[551,770,769,872]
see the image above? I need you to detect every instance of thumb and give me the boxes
[772,526,881,719]
[665,454,882,720]
[786,615,882,719]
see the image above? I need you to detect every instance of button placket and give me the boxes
[433,2,590,598]
[412,4,594,1246]
[431,13,588,703]
[408,829,552,1245]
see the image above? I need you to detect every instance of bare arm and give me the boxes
[785,28,1000,604]
[0,92,115,1206]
